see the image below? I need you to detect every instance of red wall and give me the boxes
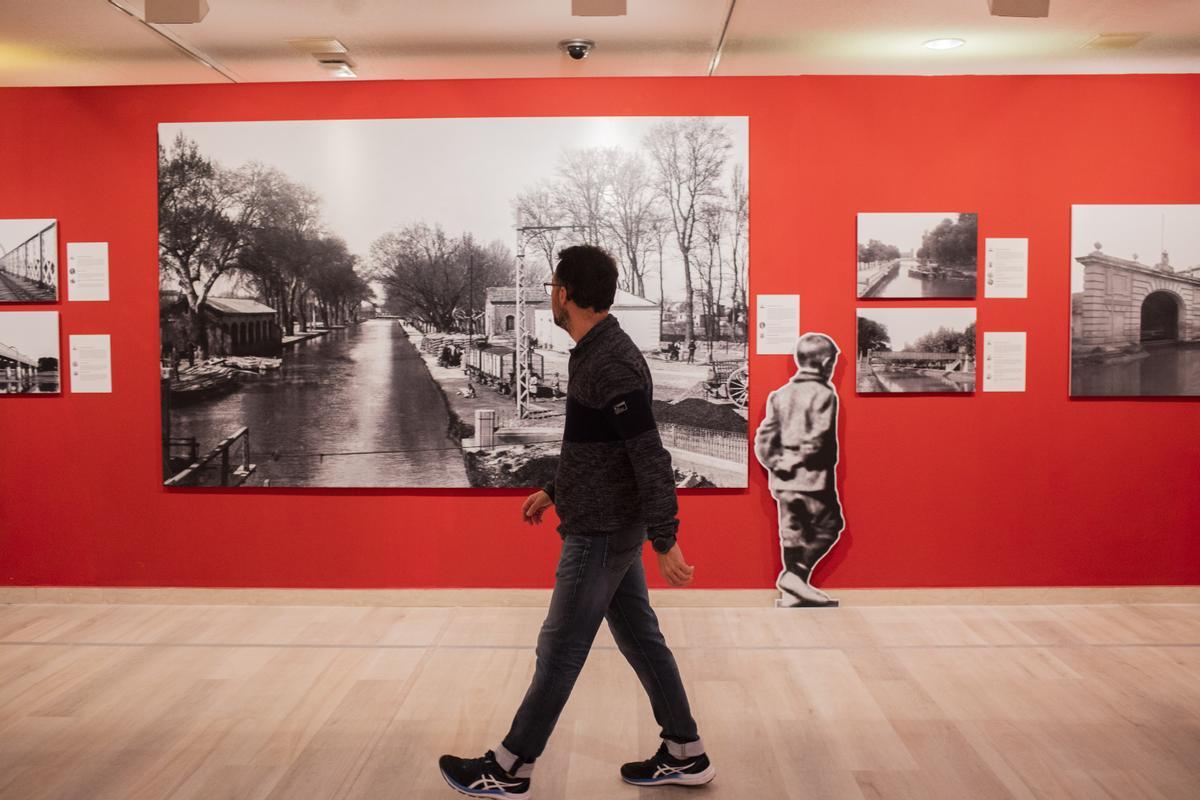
[1,75,1198,590]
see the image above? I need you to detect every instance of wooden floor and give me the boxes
[0,601,1197,799]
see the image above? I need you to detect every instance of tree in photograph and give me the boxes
[857,316,891,358]
[917,213,978,267]
[644,118,732,349]
[553,146,618,250]
[236,169,324,336]
[695,200,727,358]
[857,239,901,265]
[728,164,749,345]
[307,237,373,328]
[909,322,976,356]
[372,224,512,332]
[512,183,564,280]
[604,149,660,298]
[158,133,269,352]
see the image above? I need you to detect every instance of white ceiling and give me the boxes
[1,0,1198,87]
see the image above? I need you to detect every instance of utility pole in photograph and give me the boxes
[514,222,587,419]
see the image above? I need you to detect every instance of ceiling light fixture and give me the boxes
[923,38,966,50]
[318,58,357,78]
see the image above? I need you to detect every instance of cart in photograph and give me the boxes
[465,344,545,395]
[702,359,749,409]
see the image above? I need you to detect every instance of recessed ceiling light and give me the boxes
[923,38,966,50]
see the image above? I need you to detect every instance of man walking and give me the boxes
[439,245,714,798]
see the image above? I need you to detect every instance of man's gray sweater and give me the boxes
[541,314,680,551]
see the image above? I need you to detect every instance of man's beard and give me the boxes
[553,306,570,331]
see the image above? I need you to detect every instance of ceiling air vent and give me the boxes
[1083,33,1148,50]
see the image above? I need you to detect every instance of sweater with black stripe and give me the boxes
[541,314,680,550]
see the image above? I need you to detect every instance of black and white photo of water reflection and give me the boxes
[857,212,978,299]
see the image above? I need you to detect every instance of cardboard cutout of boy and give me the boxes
[753,332,845,608]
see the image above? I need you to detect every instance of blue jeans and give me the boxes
[500,525,701,763]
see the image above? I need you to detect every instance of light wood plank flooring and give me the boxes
[0,602,1197,799]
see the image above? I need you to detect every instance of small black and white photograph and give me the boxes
[856,307,976,393]
[158,116,749,488]
[0,310,60,394]
[857,212,978,299]
[1071,204,1200,397]
[0,219,59,303]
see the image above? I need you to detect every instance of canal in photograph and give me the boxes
[858,365,973,393]
[168,319,470,487]
[1071,345,1200,396]
[867,259,976,298]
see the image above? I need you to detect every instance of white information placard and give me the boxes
[69,334,112,393]
[755,294,800,355]
[983,238,1028,299]
[982,331,1026,392]
[67,242,110,301]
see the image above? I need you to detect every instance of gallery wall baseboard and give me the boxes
[1,586,1197,607]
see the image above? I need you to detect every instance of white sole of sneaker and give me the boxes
[622,764,716,787]
[439,767,531,799]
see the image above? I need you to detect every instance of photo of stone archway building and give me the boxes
[1071,205,1200,397]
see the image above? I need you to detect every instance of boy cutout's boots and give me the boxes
[439,748,532,798]
[776,564,838,607]
[621,739,715,787]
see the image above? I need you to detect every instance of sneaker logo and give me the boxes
[470,773,524,791]
[653,761,696,778]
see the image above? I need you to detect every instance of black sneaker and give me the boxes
[621,742,715,787]
[438,750,531,798]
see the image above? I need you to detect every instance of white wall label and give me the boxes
[69,334,112,393]
[982,331,1026,392]
[984,238,1028,299]
[755,294,800,355]
[67,242,110,301]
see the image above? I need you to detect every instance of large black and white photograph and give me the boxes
[0,310,60,394]
[1070,204,1200,397]
[856,307,976,393]
[857,212,978,299]
[159,116,749,488]
[0,219,58,303]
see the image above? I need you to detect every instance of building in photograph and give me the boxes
[533,289,659,352]
[160,293,283,358]
[1071,246,1199,352]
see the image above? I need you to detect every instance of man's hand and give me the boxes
[657,543,695,587]
[521,490,553,525]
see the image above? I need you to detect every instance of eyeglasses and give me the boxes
[543,282,561,297]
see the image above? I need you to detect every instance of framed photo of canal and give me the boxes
[857,212,978,299]
[1070,205,1200,397]
[158,116,750,488]
[856,307,977,393]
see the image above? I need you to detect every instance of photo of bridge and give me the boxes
[1070,205,1200,397]
[856,307,976,393]
[0,311,59,394]
[0,220,58,303]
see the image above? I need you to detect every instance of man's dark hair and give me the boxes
[554,245,618,312]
